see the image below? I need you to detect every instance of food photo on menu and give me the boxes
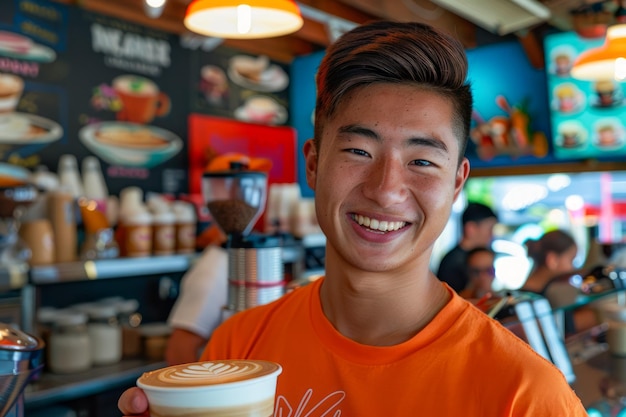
[78,73,182,168]
[227,54,289,93]
[0,72,63,151]
[0,30,56,63]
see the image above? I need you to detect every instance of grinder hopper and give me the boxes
[202,168,285,312]
[202,169,267,237]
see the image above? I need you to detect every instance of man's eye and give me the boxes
[346,148,370,157]
[410,159,432,167]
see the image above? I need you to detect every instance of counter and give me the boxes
[25,359,166,410]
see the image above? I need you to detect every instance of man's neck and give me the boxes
[319,253,451,346]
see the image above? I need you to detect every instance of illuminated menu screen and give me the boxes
[544,31,626,160]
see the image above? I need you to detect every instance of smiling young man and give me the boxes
[120,21,587,416]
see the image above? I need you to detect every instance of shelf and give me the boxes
[29,254,198,284]
[24,359,166,410]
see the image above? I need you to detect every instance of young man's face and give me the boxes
[304,83,469,273]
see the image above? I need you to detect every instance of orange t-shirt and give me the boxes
[202,278,588,416]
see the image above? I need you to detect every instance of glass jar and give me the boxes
[48,311,92,374]
[115,299,142,359]
[86,304,122,366]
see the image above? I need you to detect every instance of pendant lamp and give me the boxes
[570,23,626,81]
[184,0,303,39]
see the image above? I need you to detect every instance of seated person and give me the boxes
[521,229,597,336]
[459,246,495,301]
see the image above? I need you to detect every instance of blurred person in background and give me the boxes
[521,229,597,336]
[460,246,496,301]
[165,224,228,365]
[437,202,498,292]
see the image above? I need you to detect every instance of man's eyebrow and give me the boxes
[407,137,448,153]
[339,124,449,153]
[338,124,381,140]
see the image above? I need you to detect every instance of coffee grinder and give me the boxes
[202,168,285,316]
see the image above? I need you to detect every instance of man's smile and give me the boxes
[350,213,408,232]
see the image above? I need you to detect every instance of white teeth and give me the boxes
[353,215,406,232]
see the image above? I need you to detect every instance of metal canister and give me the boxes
[0,323,45,417]
[227,235,285,312]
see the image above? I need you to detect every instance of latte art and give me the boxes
[164,361,266,384]
[139,360,281,388]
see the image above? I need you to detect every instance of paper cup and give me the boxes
[137,359,282,417]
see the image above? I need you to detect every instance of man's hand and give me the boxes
[118,386,149,416]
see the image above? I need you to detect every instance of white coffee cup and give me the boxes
[137,359,282,417]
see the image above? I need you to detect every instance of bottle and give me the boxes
[48,311,92,374]
[148,194,176,256]
[47,187,77,263]
[172,201,197,254]
[114,299,143,359]
[152,210,176,256]
[123,208,153,257]
[81,156,109,213]
[57,154,84,199]
[86,304,122,366]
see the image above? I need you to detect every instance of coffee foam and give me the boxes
[141,360,278,387]
[137,360,282,410]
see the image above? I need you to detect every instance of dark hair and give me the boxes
[525,230,576,267]
[462,202,497,226]
[466,246,496,263]
[313,20,473,164]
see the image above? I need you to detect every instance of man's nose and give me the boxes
[362,158,407,207]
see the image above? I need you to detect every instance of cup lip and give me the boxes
[137,360,282,392]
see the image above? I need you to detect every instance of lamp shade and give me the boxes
[570,24,626,81]
[184,0,303,39]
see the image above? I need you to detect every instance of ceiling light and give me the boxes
[571,23,626,81]
[184,0,303,39]
[144,0,167,19]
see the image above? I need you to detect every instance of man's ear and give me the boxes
[303,139,317,191]
[453,157,470,202]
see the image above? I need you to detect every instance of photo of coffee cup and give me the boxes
[593,118,625,149]
[0,73,24,113]
[200,65,228,104]
[557,120,587,149]
[549,46,576,77]
[552,83,584,114]
[593,79,622,108]
[113,75,171,124]
[234,95,287,125]
[137,359,282,417]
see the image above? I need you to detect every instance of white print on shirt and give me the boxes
[275,389,345,417]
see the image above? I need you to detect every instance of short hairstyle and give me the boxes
[313,20,473,164]
[462,202,497,226]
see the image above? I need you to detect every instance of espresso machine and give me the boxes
[0,323,45,417]
[0,173,38,267]
[202,168,285,315]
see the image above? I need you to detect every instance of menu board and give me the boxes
[544,31,626,160]
[0,0,294,198]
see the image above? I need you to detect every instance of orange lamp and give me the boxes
[184,0,303,39]
[570,23,626,81]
